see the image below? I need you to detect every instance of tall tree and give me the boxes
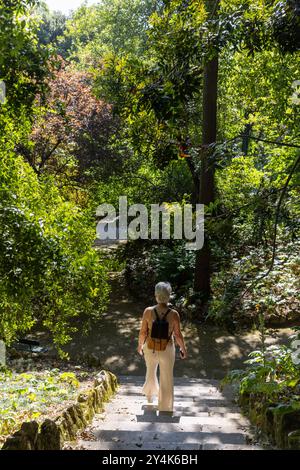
[194,0,219,308]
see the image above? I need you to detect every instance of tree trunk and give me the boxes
[193,42,219,311]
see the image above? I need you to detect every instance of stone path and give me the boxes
[79,375,262,450]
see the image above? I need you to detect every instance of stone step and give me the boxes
[80,430,257,450]
[81,441,202,450]
[118,376,220,385]
[91,421,248,434]
[80,440,261,450]
[100,408,238,418]
[104,398,235,409]
[94,413,248,425]
[117,388,224,396]
[78,376,261,451]
[112,389,227,397]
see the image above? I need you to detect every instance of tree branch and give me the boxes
[212,134,300,149]
[242,135,300,149]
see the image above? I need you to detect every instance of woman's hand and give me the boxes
[173,312,187,359]
[180,348,188,359]
[137,345,144,356]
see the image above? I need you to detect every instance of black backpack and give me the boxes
[150,307,171,341]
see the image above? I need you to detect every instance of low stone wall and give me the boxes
[2,370,118,450]
[239,393,300,449]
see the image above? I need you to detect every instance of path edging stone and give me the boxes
[239,393,300,449]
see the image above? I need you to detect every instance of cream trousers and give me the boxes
[142,340,175,412]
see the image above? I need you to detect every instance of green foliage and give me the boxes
[0,0,50,116]
[119,240,195,300]
[92,157,193,210]
[223,325,300,408]
[34,2,71,56]
[218,47,300,147]
[0,369,80,440]
[61,0,161,66]
[208,237,300,325]
[0,0,299,347]
[149,243,196,293]
[271,1,300,53]
[89,0,299,330]
[0,2,110,351]
[0,142,110,351]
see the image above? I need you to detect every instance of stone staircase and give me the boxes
[79,376,262,450]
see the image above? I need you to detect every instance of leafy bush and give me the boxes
[223,322,300,403]
[226,345,300,397]
[0,149,109,352]
[149,242,196,292]
[208,237,300,326]
[119,240,195,301]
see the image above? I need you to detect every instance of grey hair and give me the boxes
[155,282,172,304]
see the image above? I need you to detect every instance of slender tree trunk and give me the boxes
[194,35,219,312]
[242,111,252,155]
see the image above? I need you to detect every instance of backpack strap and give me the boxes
[152,308,158,353]
[162,308,171,320]
[166,309,174,343]
[153,307,159,320]
[154,307,170,320]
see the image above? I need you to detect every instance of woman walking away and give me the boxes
[137,282,187,413]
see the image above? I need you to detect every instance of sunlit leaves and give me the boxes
[0,0,50,116]
[0,145,110,349]
[224,331,300,407]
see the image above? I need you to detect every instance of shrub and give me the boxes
[0,150,109,353]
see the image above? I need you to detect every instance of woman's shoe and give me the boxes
[158,410,173,416]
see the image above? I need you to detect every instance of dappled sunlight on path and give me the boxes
[63,273,293,379]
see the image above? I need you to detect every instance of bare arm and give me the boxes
[173,311,187,358]
[137,308,149,355]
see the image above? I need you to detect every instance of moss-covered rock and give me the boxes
[62,409,77,440]
[2,421,39,450]
[273,408,300,448]
[55,415,71,442]
[237,392,300,449]
[70,403,87,428]
[288,430,300,449]
[247,394,267,427]
[36,419,63,450]
[20,421,39,448]
[2,434,31,450]
[263,407,276,440]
